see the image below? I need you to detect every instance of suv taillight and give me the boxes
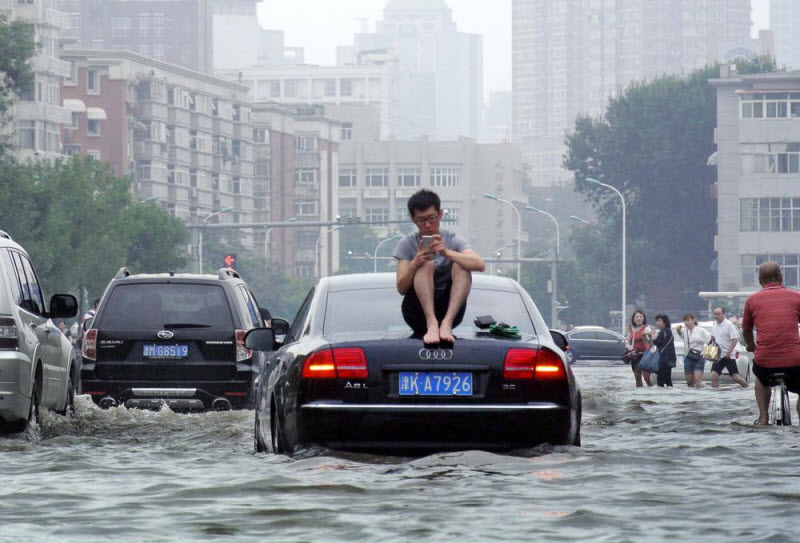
[302,347,368,379]
[503,348,565,380]
[0,317,18,349]
[236,329,252,362]
[82,329,97,361]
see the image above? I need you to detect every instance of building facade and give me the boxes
[337,137,525,269]
[771,0,800,70]
[2,0,72,158]
[59,0,213,73]
[252,103,340,278]
[512,0,753,186]
[350,0,482,141]
[711,68,800,291]
[60,49,256,241]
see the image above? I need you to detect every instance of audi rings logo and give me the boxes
[157,330,174,340]
[418,348,453,361]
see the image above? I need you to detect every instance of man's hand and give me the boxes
[411,236,439,269]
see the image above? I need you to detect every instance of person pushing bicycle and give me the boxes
[741,261,800,426]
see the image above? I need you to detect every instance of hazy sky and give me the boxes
[258,0,771,99]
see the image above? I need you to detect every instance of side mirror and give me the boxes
[82,318,94,332]
[271,318,290,336]
[259,307,272,325]
[51,294,78,318]
[245,328,275,351]
[549,329,569,352]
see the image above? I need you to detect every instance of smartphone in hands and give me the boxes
[420,235,434,249]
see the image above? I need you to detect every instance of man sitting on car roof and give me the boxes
[394,189,485,345]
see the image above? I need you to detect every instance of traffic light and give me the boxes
[223,253,237,269]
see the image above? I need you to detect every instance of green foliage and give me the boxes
[0,156,186,303]
[337,225,386,274]
[562,58,777,322]
[0,13,37,153]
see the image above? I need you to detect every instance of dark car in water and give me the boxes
[80,268,271,411]
[565,326,627,363]
[247,273,581,455]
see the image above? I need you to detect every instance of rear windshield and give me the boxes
[97,283,234,330]
[324,287,536,338]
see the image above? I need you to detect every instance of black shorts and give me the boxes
[711,357,739,376]
[752,363,800,394]
[401,281,466,335]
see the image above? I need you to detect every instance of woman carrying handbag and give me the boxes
[676,313,712,388]
[625,310,654,387]
[651,314,677,387]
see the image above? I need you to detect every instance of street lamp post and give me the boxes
[569,215,593,225]
[585,177,626,334]
[264,217,296,268]
[315,225,342,278]
[484,193,521,282]
[373,234,403,273]
[198,207,233,274]
[526,205,559,328]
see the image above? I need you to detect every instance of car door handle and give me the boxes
[30,322,38,329]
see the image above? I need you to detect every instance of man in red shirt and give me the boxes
[742,261,800,425]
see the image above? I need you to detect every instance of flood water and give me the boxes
[2,365,800,542]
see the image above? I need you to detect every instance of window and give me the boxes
[366,207,389,223]
[294,200,318,216]
[284,79,298,98]
[153,13,165,36]
[740,198,800,232]
[254,128,269,143]
[269,80,280,98]
[742,254,800,288]
[111,16,131,37]
[341,122,352,140]
[88,119,100,136]
[87,70,99,93]
[138,13,150,35]
[295,168,317,186]
[17,120,34,149]
[444,206,461,226]
[339,168,357,187]
[740,92,800,120]
[324,79,336,97]
[17,253,45,315]
[397,167,420,187]
[71,12,81,29]
[365,167,388,187]
[153,44,164,59]
[339,207,357,219]
[751,152,800,174]
[430,167,460,187]
[0,250,23,307]
[340,78,353,97]
[87,150,101,161]
[295,135,317,151]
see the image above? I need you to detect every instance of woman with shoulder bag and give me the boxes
[650,314,676,387]
[626,310,654,387]
[676,312,711,388]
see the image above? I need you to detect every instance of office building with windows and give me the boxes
[2,0,72,158]
[59,0,213,73]
[337,137,524,266]
[60,49,255,242]
[711,68,800,291]
[771,0,800,70]
[513,0,752,186]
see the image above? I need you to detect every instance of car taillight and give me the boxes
[302,347,368,379]
[503,348,565,380]
[82,329,97,361]
[236,329,252,362]
[0,317,18,349]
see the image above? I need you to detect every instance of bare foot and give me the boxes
[754,417,769,426]
[439,321,455,343]
[423,324,440,345]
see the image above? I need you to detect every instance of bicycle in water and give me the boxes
[767,372,792,426]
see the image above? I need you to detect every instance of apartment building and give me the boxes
[252,103,340,278]
[2,0,72,158]
[337,136,525,268]
[61,49,256,243]
[771,0,800,70]
[59,0,213,73]
[710,68,800,291]
[512,0,752,186]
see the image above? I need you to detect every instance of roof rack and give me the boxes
[114,267,131,279]
[0,230,12,240]
[218,268,241,280]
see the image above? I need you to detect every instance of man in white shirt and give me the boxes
[710,306,748,388]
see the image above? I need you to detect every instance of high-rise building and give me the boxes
[350,0,482,140]
[771,0,800,70]
[2,0,72,158]
[60,0,213,73]
[512,0,752,186]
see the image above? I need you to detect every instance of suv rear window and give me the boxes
[97,283,234,330]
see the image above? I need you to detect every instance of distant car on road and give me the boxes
[248,273,582,455]
[565,326,627,364]
[0,230,78,433]
[80,267,272,411]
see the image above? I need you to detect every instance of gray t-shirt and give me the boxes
[393,230,470,292]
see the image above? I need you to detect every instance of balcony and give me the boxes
[17,101,72,125]
[295,150,319,169]
[339,187,358,199]
[191,150,212,169]
[14,4,71,29]
[168,108,190,126]
[213,118,234,137]
[363,187,389,199]
[191,112,212,131]
[33,56,71,77]
[137,102,169,121]
[395,187,418,199]
[133,140,166,160]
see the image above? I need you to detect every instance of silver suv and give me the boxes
[0,230,78,433]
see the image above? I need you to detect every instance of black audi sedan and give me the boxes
[247,273,581,455]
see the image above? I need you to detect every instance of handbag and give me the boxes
[703,341,720,361]
[685,348,702,363]
[639,348,660,373]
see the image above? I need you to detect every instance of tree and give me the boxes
[337,225,385,274]
[0,13,36,153]
[563,57,777,318]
